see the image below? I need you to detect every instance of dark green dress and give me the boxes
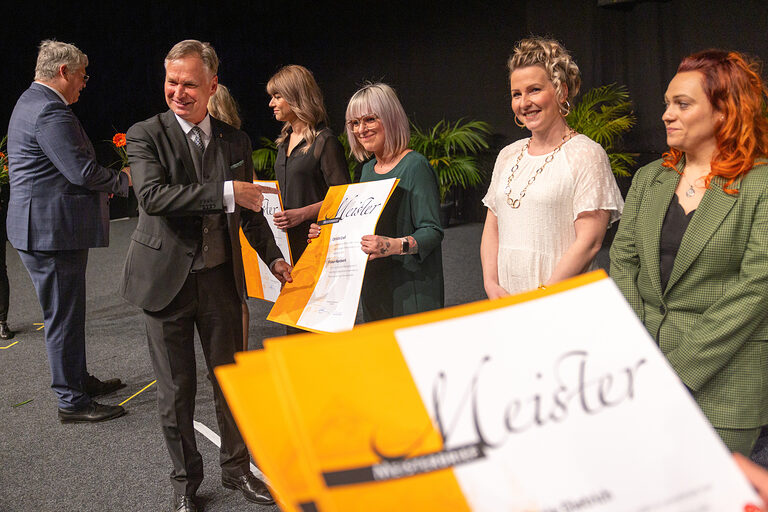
[359,151,444,321]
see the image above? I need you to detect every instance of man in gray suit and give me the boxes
[120,40,291,512]
[7,40,131,423]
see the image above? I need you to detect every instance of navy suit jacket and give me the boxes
[6,82,129,251]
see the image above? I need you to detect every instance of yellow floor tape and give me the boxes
[119,380,156,406]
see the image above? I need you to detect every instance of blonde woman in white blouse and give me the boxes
[481,37,624,298]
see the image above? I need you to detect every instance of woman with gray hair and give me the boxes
[480,37,623,297]
[309,82,444,321]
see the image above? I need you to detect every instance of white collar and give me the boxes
[34,81,68,105]
[175,113,212,138]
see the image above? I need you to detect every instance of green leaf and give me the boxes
[251,137,277,180]
[568,83,637,177]
[409,119,491,202]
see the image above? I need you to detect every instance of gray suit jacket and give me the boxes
[120,110,283,312]
[6,82,129,250]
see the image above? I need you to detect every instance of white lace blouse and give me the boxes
[482,134,624,295]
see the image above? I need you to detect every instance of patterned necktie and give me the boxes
[190,126,205,153]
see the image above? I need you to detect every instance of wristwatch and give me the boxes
[401,237,409,255]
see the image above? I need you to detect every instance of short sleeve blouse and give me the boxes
[482,134,624,294]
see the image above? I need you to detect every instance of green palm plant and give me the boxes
[251,136,278,180]
[336,132,359,182]
[409,119,492,203]
[566,84,637,177]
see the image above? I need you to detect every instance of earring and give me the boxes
[514,115,526,128]
[559,100,572,117]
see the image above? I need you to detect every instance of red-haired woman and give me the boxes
[610,50,768,455]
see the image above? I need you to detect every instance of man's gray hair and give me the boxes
[165,40,218,76]
[34,40,88,81]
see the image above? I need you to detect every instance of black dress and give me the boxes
[274,125,349,261]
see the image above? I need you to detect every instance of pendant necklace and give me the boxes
[681,173,701,197]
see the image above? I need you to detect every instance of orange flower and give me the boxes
[0,152,5,158]
[112,133,127,148]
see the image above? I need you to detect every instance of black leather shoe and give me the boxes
[222,472,274,505]
[172,493,198,512]
[84,374,126,397]
[0,321,15,340]
[58,401,126,424]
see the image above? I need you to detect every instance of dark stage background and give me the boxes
[3,0,767,220]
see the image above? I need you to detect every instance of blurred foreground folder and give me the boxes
[216,271,761,511]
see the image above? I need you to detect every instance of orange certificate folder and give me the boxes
[267,179,399,333]
[217,271,760,511]
[241,180,292,302]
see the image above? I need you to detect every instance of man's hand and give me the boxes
[121,166,132,187]
[233,182,278,212]
[273,208,306,230]
[271,260,293,286]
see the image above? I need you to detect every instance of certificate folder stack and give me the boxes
[215,271,760,511]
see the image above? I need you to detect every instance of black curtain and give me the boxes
[3,0,766,218]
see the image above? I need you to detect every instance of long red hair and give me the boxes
[662,50,768,194]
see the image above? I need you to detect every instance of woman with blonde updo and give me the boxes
[208,84,243,129]
[208,84,251,348]
[480,37,623,297]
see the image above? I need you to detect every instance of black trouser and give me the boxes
[0,185,10,322]
[143,262,250,495]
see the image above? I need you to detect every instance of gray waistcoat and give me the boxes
[188,136,230,271]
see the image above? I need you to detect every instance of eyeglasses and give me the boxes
[347,114,379,131]
[69,69,89,83]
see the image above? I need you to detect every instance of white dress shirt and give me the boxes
[174,113,235,213]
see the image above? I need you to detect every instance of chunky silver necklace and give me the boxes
[504,129,576,209]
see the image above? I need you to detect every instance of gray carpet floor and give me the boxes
[6,216,765,510]
[0,218,491,512]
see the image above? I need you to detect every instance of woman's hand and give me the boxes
[274,208,305,230]
[734,453,768,511]
[307,223,321,244]
[484,281,509,300]
[361,235,401,261]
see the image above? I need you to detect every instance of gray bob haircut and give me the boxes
[165,39,219,76]
[34,40,88,81]
[345,83,410,162]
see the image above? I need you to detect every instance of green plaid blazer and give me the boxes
[610,158,768,429]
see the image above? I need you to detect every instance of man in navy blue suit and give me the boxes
[7,40,131,423]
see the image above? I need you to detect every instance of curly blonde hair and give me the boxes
[508,37,581,105]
